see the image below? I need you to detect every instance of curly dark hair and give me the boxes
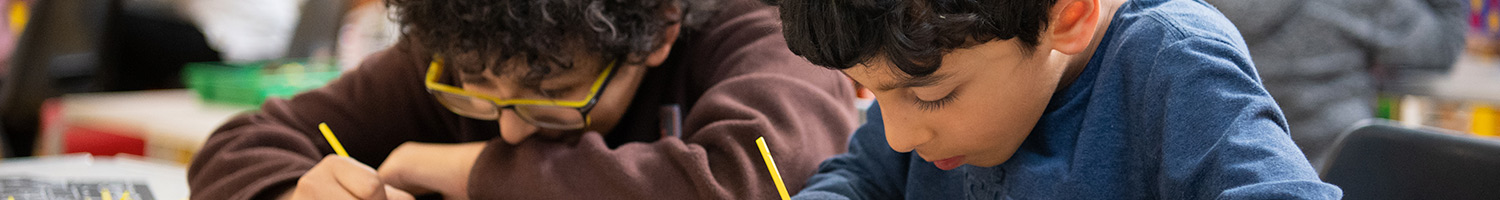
[386,0,717,87]
[772,0,1055,77]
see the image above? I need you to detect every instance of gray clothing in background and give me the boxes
[1205,0,1468,167]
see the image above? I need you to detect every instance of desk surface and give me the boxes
[0,154,188,200]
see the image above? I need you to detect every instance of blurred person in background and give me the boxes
[180,0,300,61]
[1205,0,1468,167]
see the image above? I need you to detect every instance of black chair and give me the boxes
[0,0,110,158]
[1319,119,1500,199]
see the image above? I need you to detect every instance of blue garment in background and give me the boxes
[793,0,1344,199]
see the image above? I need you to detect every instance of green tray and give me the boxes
[184,60,341,107]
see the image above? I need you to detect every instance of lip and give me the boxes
[931,155,966,170]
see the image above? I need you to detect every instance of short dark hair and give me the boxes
[386,0,717,87]
[772,0,1056,77]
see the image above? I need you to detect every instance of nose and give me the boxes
[499,110,539,144]
[882,107,933,153]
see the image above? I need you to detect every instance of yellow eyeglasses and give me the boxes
[424,55,618,130]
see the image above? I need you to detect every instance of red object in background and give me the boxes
[61,126,145,156]
[40,98,147,157]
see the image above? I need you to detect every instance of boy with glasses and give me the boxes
[187,0,858,199]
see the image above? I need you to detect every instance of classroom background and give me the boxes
[0,0,1493,199]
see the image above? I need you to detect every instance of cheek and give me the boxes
[956,63,1059,166]
[585,94,632,134]
[927,94,1024,136]
[583,66,648,134]
[945,90,1042,166]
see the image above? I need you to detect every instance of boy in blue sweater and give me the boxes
[772,0,1345,198]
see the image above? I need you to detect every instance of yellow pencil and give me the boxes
[319,123,350,157]
[756,137,791,200]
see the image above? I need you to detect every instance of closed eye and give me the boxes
[914,90,958,111]
[539,88,568,99]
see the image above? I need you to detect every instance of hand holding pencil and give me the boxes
[275,123,415,200]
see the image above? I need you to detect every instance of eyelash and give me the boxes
[913,90,959,111]
[540,89,568,98]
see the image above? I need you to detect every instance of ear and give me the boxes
[642,23,681,67]
[1044,0,1100,55]
[643,2,684,67]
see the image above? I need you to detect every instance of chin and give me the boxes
[970,161,1004,168]
[969,153,1015,167]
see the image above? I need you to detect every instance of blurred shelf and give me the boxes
[37,89,252,165]
[1431,55,1500,104]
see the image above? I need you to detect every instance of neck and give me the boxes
[1055,0,1125,93]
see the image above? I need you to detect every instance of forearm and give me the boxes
[188,116,322,200]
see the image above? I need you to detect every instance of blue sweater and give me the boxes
[793,0,1344,199]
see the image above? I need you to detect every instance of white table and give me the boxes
[0,154,189,200]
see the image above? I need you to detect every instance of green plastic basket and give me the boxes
[184,60,341,107]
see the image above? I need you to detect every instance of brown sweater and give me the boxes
[185,0,858,199]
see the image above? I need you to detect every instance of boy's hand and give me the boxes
[282,155,415,200]
[378,142,486,200]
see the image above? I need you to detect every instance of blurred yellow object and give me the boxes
[1491,11,1500,33]
[8,0,26,34]
[1479,0,1487,13]
[1473,104,1497,136]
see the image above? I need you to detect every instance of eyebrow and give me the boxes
[539,66,604,89]
[874,73,951,92]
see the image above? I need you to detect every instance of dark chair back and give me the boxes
[1320,120,1500,200]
